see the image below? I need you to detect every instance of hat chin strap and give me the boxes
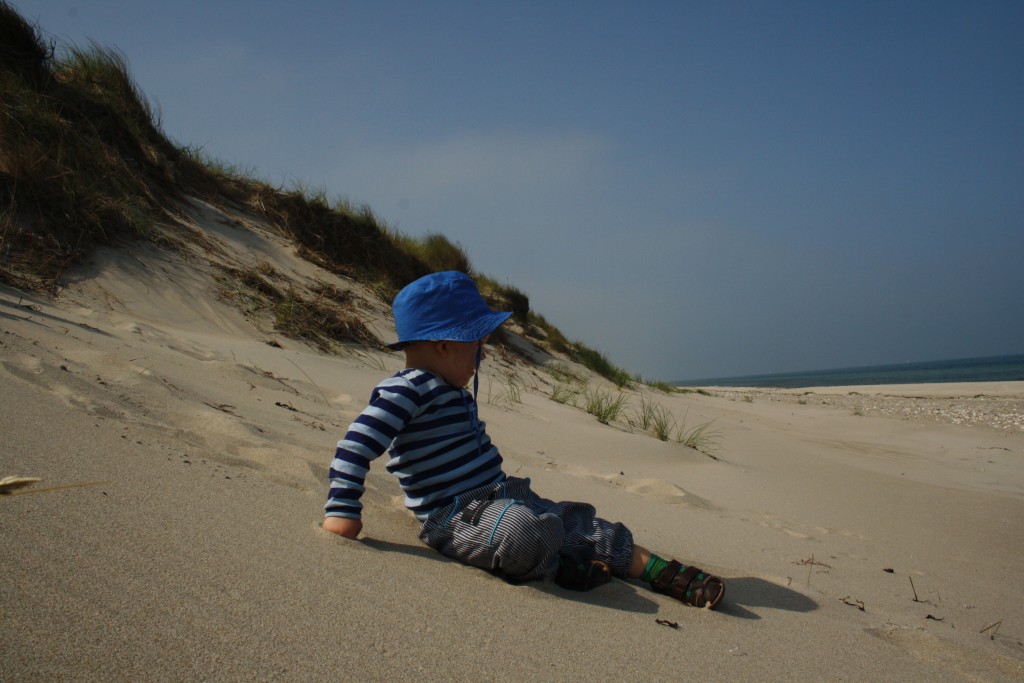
[469,343,484,456]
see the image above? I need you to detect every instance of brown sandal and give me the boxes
[650,560,725,609]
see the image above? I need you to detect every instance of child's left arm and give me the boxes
[324,376,421,531]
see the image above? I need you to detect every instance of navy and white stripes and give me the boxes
[325,369,505,521]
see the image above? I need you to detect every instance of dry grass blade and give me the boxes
[286,357,330,407]
[840,596,866,611]
[979,620,1003,638]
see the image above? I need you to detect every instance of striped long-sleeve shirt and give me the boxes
[325,368,506,521]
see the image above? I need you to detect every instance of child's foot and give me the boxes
[649,560,725,609]
[555,559,613,591]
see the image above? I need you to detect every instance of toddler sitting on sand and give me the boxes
[323,271,724,609]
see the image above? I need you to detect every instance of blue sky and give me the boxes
[15,0,1023,381]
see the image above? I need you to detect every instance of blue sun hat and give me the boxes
[387,271,512,350]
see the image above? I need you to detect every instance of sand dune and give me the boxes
[2,199,1022,681]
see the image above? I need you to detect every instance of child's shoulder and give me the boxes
[371,370,471,420]
[376,368,459,396]
[381,367,437,387]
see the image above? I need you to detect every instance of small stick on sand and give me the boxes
[908,576,934,605]
[840,596,866,611]
[979,620,1003,639]
[795,555,832,588]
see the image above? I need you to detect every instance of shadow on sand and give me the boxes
[359,537,660,614]
[357,538,815,617]
[712,576,819,619]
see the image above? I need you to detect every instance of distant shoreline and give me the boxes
[689,381,1024,431]
[692,380,1024,398]
[676,353,1024,389]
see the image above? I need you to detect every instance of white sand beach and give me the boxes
[2,199,1022,681]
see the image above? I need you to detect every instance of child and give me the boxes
[323,271,724,609]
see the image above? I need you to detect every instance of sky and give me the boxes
[13,0,1024,382]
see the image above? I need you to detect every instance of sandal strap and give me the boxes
[673,565,702,600]
[676,565,701,586]
[650,559,682,592]
[651,561,723,607]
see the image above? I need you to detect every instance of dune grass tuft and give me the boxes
[216,265,379,351]
[584,387,628,424]
[551,381,583,407]
[676,413,721,452]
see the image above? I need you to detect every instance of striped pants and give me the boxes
[418,477,635,582]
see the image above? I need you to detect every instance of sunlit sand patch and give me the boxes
[867,625,1024,681]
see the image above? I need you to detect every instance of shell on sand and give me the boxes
[0,476,43,493]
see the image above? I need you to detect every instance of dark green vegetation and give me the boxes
[0,2,640,385]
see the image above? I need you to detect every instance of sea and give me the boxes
[677,353,1024,389]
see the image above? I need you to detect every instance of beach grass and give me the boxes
[215,265,379,351]
[631,395,708,443]
[676,413,721,452]
[551,381,584,407]
[649,403,676,441]
[584,387,628,424]
[487,373,524,407]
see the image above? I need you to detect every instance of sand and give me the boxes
[2,199,1022,681]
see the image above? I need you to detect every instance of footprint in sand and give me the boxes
[555,465,717,509]
[752,513,814,540]
[2,356,124,419]
[622,478,710,507]
[866,626,1024,679]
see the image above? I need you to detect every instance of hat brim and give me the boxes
[386,310,511,351]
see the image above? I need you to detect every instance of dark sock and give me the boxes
[640,554,672,583]
[555,559,612,591]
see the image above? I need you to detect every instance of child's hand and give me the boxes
[323,516,362,539]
